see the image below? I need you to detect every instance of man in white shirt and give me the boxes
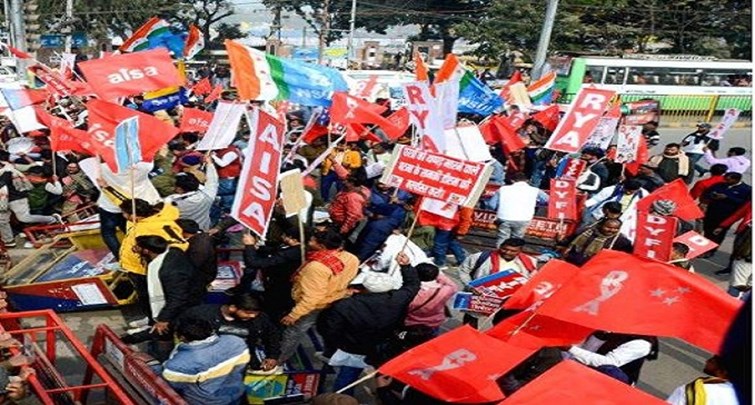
[666,355,739,405]
[495,172,547,246]
[166,165,219,231]
[564,331,658,386]
[703,146,751,174]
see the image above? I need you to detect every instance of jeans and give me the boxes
[432,229,466,266]
[99,208,127,259]
[497,220,531,246]
[217,178,238,213]
[278,310,321,363]
[333,366,364,394]
[685,153,706,184]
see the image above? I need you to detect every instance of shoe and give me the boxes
[125,325,151,335]
[22,242,34,249]
[3,242,16,248]
[121,328,151,344]
[715,268,732,275]
[127,318,149,328]
[51,213,64,224]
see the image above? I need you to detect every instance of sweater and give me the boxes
[160,334,250,405]
[119,204,189,275]
[328,188,369,234]
[405,274,458,328]
[288,250,359,321]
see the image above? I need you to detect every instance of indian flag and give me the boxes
[527,71,556,105]
[120,17,171,53]
[224,39,349,107]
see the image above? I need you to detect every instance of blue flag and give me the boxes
[114,117,142,172]
[458,73,503,116]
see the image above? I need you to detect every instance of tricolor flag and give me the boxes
[527,71,557,105]
[119,17,172,53]
[0,88,48,110]
[225,39,349,106]
[434,54,503,116]
[183,25,204,60]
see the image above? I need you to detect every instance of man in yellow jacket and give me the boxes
[278,228,358,363]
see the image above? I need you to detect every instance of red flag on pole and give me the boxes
[86,99,179,172]
[499,360,668,404]
[383,107,410,140]
[503,260,580,310]
[179,107,214,133]
[547,178,578,221]
[204,84,224,103]
[488,312,594,349]
[531,104,561,132]
[48,115,96,155]
[624,131,649,175]
[535,250,743,353]
[414,51,429,82]
[3,44,32,59]
[492,116,527,153]
[191,77,213,95]
[633,212,678,261]
[635,179,704,221]
[673,231,719,260]
[379,326,534,403]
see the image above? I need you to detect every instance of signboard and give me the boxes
[615,125,642,163]
[381,145,492,207]
[634,212,678,261]
[708,108,740,140]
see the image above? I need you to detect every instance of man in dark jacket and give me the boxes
[176,219,218,287]
[702,172,752,256]
[180,293,281,371]
[317,252,421,392]
[122,235,205,359]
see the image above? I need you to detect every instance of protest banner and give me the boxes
[634,212,678,261]
[556,157,587,181]
[673,231,719,260]
[615,124,643,163]
[469,270,529,300]
[28,64,78,97]
[77,48,183,101]
[545,88,616,153]
[471,209,497,231]
[179,107,213,133]
[380,145,492,207]
[708,108,740,140]
[525,217,578,241]
[583,106,621,150]
[402,81,445,152]
[231,109,285,237]
[196,101,248,150]
[548,178,578,221]
[623,99,660,125]
[452,292,505,316]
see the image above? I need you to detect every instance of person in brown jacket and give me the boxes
[278,228,359,363]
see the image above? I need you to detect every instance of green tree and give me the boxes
[209,22,247,49]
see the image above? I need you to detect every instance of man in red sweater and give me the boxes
[328,175,369,237]
[690,163,728,201]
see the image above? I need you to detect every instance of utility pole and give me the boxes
[64,0,74,53]
[3,0,12,46]
[8,0,26,79]
[346,0,357,64]
[317,0,330,65]
[531,0,559,80]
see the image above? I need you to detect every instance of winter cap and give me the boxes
[362,272,395,293]
[651,199,677,216]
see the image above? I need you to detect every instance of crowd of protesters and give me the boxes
[0,60,749,405]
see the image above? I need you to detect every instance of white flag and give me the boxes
[196,101,248,151]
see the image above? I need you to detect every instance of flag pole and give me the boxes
[399,207,421,253]
[298,214,306,264]
[335,371,378,394]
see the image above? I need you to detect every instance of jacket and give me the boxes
[329,188,369,234]
[185,232,218,287]
[648,154,690,182]
[317,264,421,357]
[150,248,206,323]
[160,334,250,405]
[458,251,538,286]
[243,244,301,320]
[405,274,458,328]
[288,250,359,321]
[119,204,189,275]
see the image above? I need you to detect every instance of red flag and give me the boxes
[673,231,719,260]
[499,70,522,100]
[531,105,560,132]
[625,135,649,175]
[536,250,743,353]
[5,45,32,59]
[330,92,387,124]
[379,326,534,403]
[545,88,616,153]
[500,360,668,404]
[0,88,48,110]
[356,75,379,98]
[50,118,96,155]
[634,212,678,261]
[491,116,526,154]
[179,107,214,133]
[504,260,580,311]
[414,51,429,82]
[488,312,594,350]
[77,48,183,100]
[383,107,410,140]
[86,99,179,172]
[191,77,212,95]
[636,179,704,221]
[28,64,79,97]
[204,84,224,103]
[547,178,578,221]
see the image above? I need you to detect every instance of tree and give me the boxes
[173,0,234,50]
[209,22,247,49]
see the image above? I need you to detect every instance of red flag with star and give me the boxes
[536,250,743,352]
[499,360,668,404]
[488,311,594,350]
[191,77,213,95]
[531,104,561,132]
[503,260,580,310]
[379,326,534,403]
[635,178,704,221]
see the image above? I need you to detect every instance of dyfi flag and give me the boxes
[183,25,204,60]
[488,311,594,350]
[77,48,183,101]
[378,326,535,403]
[114,117,142,172]
[536,250,743,353]
[527,71,557,105]
[531,104,560,132]
[119,17,172,53]
[0,88,48,110]
[191,77,212,96]
[414,50,429,81]
[434,54,503,116]
[635,179,704,221]
[86,99,179,172]
[225,39,348,106]
[499,360,668,404]
[179,107,213,133]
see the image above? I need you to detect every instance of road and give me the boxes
[11,126,752,402]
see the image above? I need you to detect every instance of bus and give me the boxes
[551,56,753,112]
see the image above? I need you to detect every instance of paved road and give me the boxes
[11,126,752,402]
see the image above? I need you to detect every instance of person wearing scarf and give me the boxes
[648,143,690,183]
[564,218,633,266]
[667,356,738,405]
[278,228,359,363]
